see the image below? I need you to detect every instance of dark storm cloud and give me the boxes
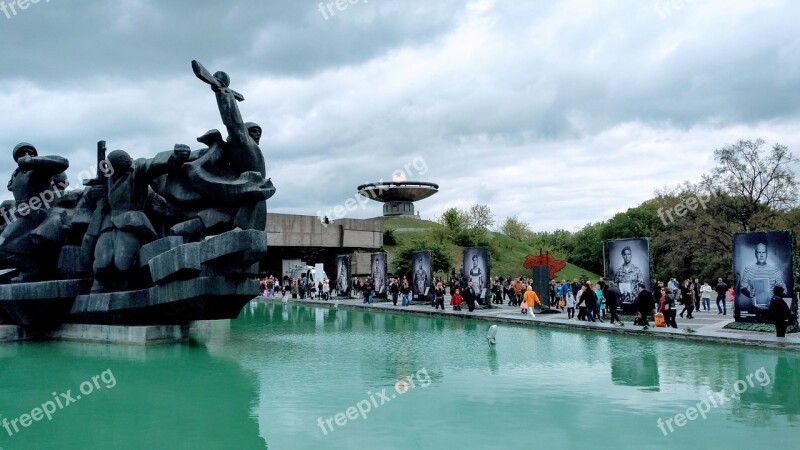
[0,0,464,85]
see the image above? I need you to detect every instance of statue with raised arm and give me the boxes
[91,146,190,292]
[0,143,69,281]
[152,61,274,240]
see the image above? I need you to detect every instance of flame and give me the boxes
[392,173,407,182]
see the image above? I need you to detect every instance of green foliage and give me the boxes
[383,226,397,245]
[501,215,531,241]
[453,228,491,248]
[467,204,495,231]
[723,322,799,333]
[439,207,470,234]
[391,238,453,278]
[381,217,600,281]
[438,204,494,248]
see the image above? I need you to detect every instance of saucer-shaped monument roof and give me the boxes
[357,181,439,202]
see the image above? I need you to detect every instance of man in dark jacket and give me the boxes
[601,281,621,324]
[571,279,581,297]
[715,278,728,315]
[390,278,399,305]
[634,283,655,326]
[463,281,478,312]
[583,282,598,322]
[770,286,793,337]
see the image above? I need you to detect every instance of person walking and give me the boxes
[679,279,695,319]
[700,281,713,311]
[464,281,478,312]
[571,278,581,298]
[493,279,503,304]
[523,286,541,318]
[512,278,523,307]
[583,283,598,322]
[769,286,794,337]
[450,288,463,311]
[693,277,701,310]
[594,283,605,322]
[401,277,411,307]
[715,278,728,315]
[634,283,655,326]
[576,284,587,321]
[659,287,678,328]
[368,277,376,304]
[434,281,446,310]
[554,280,563,309]
[565,289,576,320]
[322,279,330,300]
[390,278,399,306]
[603,281,621,324]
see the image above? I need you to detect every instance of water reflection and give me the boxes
[6,301,791,449]
[609,339,661,391]
[0,339,265,449]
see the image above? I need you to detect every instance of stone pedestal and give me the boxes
[48,323,189,345]
[0,324,25,342]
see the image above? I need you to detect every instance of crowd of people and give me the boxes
[259,272,797,338]
[258,275,330,300]
[547,277,736,327]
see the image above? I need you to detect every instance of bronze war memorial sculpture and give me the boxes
[0,61,274,333]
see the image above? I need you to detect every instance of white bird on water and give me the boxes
[486,325,497,346]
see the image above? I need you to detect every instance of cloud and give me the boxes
[0,0,798,232]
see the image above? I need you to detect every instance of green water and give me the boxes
[0,301,797,449]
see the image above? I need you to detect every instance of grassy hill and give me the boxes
[381,217,601,281]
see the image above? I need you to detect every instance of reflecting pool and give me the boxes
[1,301,797,449]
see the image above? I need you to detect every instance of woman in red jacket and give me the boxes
[450,289,463,311]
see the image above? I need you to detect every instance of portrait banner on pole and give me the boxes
[335,255,351,297]
[605,238,651,305]
[411,251,432,297]
[463,247,489,304]
[733,231,793,323]
[371,252,387,295]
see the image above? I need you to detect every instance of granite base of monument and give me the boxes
[0,324,26,342]
[46,323,190,345]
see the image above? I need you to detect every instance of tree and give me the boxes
[391,239,453,278]
[439,207,469,233]
[439,205,493,247]
[467,204,494,231]
[383,226,397,245]
[569,222,604,275]
[704,139,799,231]
[501,215,531,241]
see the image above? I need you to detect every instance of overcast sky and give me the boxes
[1,0,798,231]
